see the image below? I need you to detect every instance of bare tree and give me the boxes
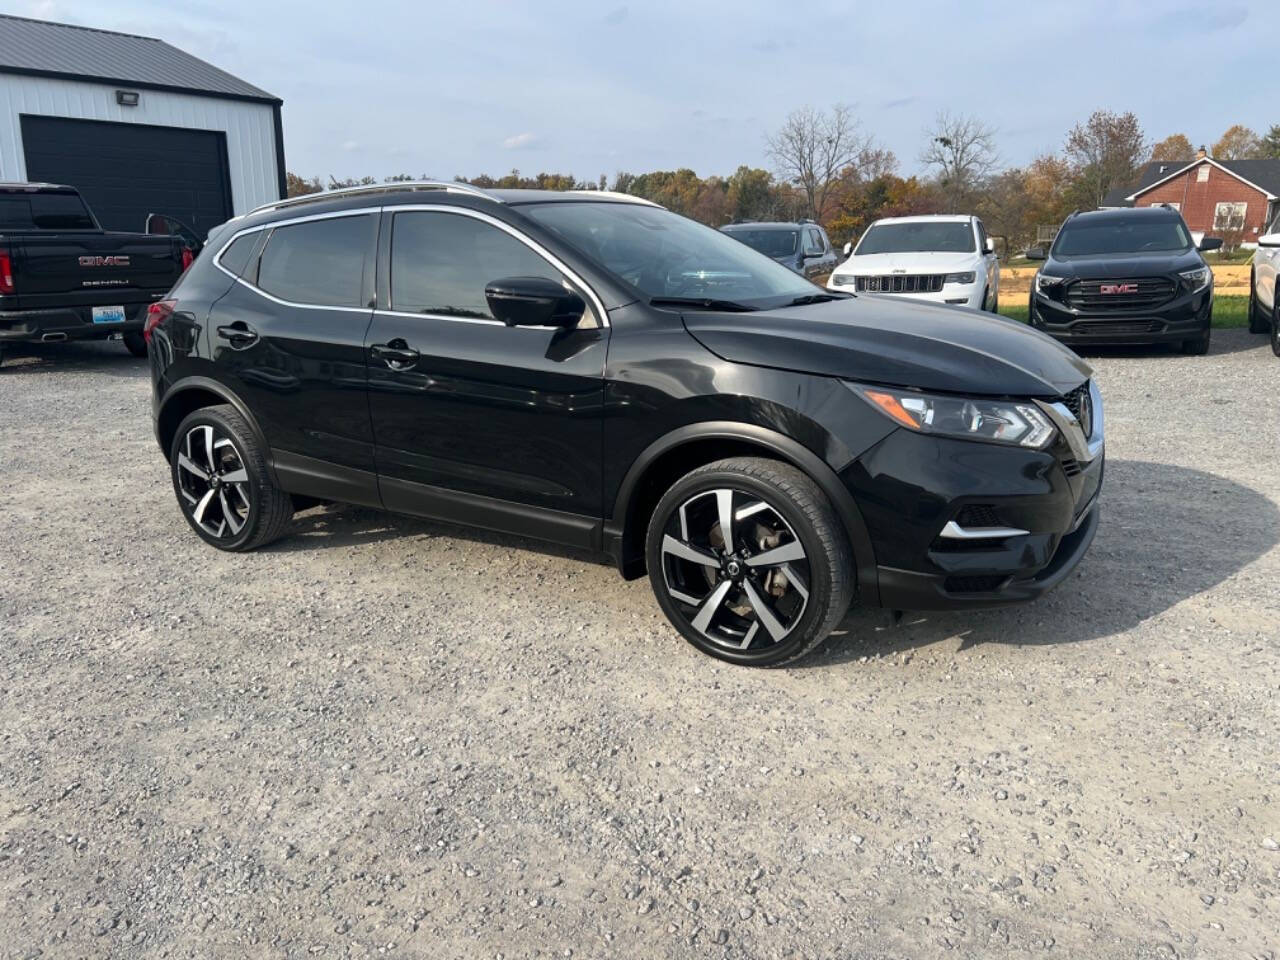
[767,104,871,221]
[1064,110,1146,208]
[920,111,998,210]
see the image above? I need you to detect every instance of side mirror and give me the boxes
[842,241,852,257]
[485,276,585,328]
[1259,233,1280,248]
[802,246,824,259]
[984,238,996,254]
[1198,236,1224,252]
[1025,246,1047,261]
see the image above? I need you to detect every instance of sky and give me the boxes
[5,0,1277,184]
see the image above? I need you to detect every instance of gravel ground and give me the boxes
[1,333,1277,960]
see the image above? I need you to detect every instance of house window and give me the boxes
[1196,165,1210,183]
[1214,202,1247,231]
[1165,202,1180,211]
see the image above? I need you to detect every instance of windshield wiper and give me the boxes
[649,296,757,312]
[787,292,850,306]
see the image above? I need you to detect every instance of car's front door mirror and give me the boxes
[1198,236,1224,252]
[984,238,996,255]
[485,276,585,328]
[1025,246,1047,261]
[842,241,852,257]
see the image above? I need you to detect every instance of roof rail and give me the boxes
[249,180,501,216]
[566,189,661,207]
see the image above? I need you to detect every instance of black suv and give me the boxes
[149,182,1103,667]
[1027,206,1222,354]
[719,220,838,278]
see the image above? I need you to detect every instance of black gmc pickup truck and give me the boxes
[0,182,194,367]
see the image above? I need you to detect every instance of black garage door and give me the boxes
[20,115,233,239]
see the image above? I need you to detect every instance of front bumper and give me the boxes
[1030,287,1212,344]
[0,303,149,343]
[843,385,1104,610]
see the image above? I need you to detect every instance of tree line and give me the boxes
[285,112,1280,257]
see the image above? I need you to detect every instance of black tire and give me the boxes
[645,456,855,667]
[1271,298,1280,358]
[1248,270,1270,334]
[170,404,293,551]
[122,331,148,357]
[1182,325,1211,356]
[989,287,999,313]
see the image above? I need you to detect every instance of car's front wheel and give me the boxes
[1271,296,1280,358]
[1182,324,1211,356]
[645,457,854,667]
[1248,270,1270,334]
[170,404,293,551]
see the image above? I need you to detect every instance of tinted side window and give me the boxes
[218,233,259,278]
[257,215,371,307]
[391,212,569,321]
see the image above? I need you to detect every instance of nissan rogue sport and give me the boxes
[147,182,1103,667]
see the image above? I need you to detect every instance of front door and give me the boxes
[365,207,607,543]
[205,211,380,503]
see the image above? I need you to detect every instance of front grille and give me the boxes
[1061,458,1083,478]
[1057,382,1093,437]
[956,503,1002,528]
[1063,277,1176,312]
[1073,319,1165,336]
[856,274,945,294]
[944,575,1008,593]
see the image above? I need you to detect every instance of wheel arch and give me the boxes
[157,377,278,485]
[606,421,879,607]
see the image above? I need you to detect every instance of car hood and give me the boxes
[834,251,981,275]
[683,296,1092,397]
[1042,249,1202,278]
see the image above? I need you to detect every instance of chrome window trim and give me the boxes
[211,207,381,314]
[378,204,610,328]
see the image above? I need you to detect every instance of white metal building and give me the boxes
[0,14,284,237]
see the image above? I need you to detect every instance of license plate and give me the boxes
[92,305,126,324]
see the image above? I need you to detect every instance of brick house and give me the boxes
[1102,151,1280,247]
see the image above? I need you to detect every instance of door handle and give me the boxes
[370,339,420,369]
[216,322,258,348]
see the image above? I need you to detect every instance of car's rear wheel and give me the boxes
[1248,270,1270,334]
[1271,297,1280,358]
[122,331,148,357]
[170,404,293,551]
[645,457,854,667]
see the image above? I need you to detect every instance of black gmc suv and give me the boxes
[1027,206,1222,354]
[148,182,1103,667]
[0,183,192,367]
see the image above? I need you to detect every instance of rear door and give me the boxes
[1260,212,1280,310]
[204,211,380,498]
[365,206,607,533]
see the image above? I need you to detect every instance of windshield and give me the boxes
[0,191,95,230]
[522,202,817,306]
[723,228,798,259]
[856,221,975,255]
[1053,218,1191,256]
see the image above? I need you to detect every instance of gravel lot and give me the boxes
[1,332,1277,960]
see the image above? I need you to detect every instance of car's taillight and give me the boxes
[0,250,14,294]
[181,247,194,271]
[144,299,175,344]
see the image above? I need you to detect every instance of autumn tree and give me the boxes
[766,104,873,221]
[1149,133,1194,161]
[1212,125,1263,160]
[920,111,998,209]
[285,172,323,197]
[1064,110,1146,207]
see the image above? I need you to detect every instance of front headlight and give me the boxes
[830,273,857,287]
[944,271,976,285]
[848,383,1056,449]
[1179,266,1210,294]
[1035,272,1065,295]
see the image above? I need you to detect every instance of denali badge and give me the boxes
[1099,283,1138,294]
[79,255,131,267]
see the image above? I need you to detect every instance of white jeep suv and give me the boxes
[826,214,999,311]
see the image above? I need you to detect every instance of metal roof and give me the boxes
[0,14,279,104]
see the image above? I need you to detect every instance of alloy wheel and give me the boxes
[175,424,252,539]
[658,487,810,651]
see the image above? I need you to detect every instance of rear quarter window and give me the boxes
[256,215,372,307]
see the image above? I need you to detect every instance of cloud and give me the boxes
[603,5,627,24]
[341,140,360,151]
[502,132,540,150]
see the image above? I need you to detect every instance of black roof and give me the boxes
[721,221,810,231]
[1103,157,1280,206]
[0,14,279,105]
